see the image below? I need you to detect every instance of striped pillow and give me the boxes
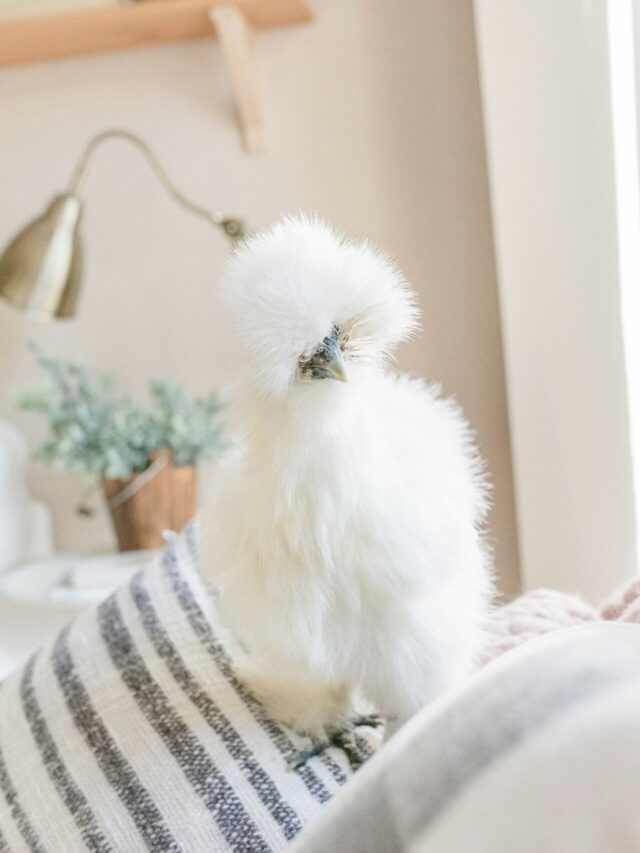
[0,528,373,852]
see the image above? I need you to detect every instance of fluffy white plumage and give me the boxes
[201,214,493,736]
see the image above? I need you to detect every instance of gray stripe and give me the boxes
[163,547,345,801]
[51,626,181,853]
[0,741,45,853]
[98,595,270,853]
[0,825,10,853]
[130,572,303,842]
[20,655,113,853]
[184,523,200,565]
[353,735,375,762]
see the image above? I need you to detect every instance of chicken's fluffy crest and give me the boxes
[220,214,420,399]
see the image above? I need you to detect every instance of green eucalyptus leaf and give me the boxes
[20,346,227,479]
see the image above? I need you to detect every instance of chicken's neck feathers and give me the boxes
[233,369,377,479]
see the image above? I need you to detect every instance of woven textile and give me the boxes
[0,529,367,852]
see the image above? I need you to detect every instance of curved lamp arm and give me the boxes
[67,128,246,242]
[0,127,248,320]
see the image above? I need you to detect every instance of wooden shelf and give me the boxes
[0,0,312,67]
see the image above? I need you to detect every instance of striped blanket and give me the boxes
[0,529,373,852]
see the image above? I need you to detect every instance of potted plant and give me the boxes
[20,346,226,551]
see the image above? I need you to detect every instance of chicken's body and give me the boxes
[202,216,492,736]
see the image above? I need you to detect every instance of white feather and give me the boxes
[201,214,493,735]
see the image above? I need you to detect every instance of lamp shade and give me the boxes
[0,193,83,320]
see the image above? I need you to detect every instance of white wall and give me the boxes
[475,0,638,600]
[0,0,520,594]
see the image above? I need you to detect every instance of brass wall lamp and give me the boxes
[0,128,245,321]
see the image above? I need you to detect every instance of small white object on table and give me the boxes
[0,550,156,679]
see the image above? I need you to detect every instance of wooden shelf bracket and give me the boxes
[208,5,265,154]
[0,0,313,154]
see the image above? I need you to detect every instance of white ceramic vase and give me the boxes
[0,418,32,573]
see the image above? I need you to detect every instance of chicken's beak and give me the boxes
[326,348,348,383]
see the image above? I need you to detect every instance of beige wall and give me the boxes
[0,0,520,594]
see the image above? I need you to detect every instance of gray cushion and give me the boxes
[291,622,640,853]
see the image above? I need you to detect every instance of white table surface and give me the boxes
[0,551,152,679]
[0,593,77,679]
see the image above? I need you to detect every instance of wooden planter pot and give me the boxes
[102,449,197,552]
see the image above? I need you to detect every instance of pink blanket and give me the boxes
[482,578,640,665]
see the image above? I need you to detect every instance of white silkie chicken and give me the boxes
[201,215,493,739]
